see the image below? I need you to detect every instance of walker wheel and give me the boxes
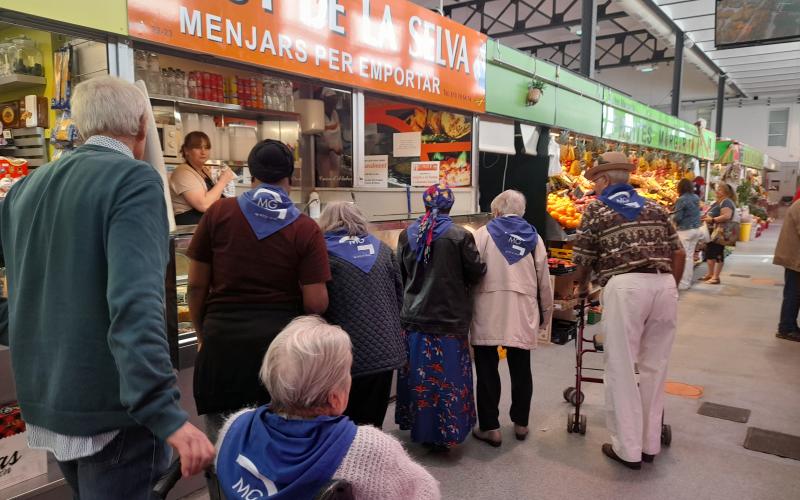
[578,414,587,435]
[563,387,575,403]
[568,413,587,435]
[569,390,585,407]
[567,413,574,433]
[661,424,672,447]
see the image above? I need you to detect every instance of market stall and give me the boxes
[711,139,771,239]
[125,0,488,222]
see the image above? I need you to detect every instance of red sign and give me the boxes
[128,0,487,113]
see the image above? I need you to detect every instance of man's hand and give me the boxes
[166,422,216,477]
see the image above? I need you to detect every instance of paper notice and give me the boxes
[411,161,440,187]
[393,131,422,157]
[363,155,389,187]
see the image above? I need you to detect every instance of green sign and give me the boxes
[484,41,715,159]
[601,105,701,156]
[715,141,765,169]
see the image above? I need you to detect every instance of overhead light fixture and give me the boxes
[570,25,582,36]
[638,64,656,73]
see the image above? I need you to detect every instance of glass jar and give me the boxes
[134,49,148,83]
[9,36,44,77]
[0,42,14,77]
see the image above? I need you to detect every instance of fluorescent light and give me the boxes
[638,64,656,73]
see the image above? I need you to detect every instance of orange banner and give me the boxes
[128,0,487,113]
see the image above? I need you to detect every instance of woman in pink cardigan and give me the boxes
[214,315,440,500]
[470,190,554,447]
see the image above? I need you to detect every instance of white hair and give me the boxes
[260,316,352,412]
[318,201,369,236]
[491,189,527,216]
[72,76,147,139]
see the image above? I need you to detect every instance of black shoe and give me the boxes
[602,443,642,470]
[472,429,502,447]
[775,331,800,342]
[642,453,655,463]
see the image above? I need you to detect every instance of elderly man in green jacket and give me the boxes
[0,76,214,498]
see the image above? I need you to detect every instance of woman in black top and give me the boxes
[701,183,737,285]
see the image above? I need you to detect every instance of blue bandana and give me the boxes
[237,184,300,240]
[598,184,646,221]
[487,215,538,265]
[407,214,453,262]
[324,231,381,273]
[216,406,357,500]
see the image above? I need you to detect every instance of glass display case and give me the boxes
[165,214,490,369]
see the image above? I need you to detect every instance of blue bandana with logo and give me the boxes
[598,183,646,221]
[486,215,539,265]
[216,406,357,500]
[237,184,300,240]
[324,231,381,274]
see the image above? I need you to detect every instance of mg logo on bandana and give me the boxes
[608,191,642,208]
[253,188,288,219]
[339,235,375,256]
[508,234,526,256]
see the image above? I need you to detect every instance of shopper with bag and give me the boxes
[701,183,738,285]
[573,152,685,470]
[773,200,800,342]
[673,179,703,290]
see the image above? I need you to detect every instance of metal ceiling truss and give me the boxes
[522,29,673,71]
[442,0,624,38]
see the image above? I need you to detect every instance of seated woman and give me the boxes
[215,315,440,500]
[169,131,234,225]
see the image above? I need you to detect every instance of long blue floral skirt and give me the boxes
[395,331,476,446]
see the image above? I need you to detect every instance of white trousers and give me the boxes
[602,273,678,462]
[677,227,703,289]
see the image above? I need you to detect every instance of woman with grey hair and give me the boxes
[319,201,405,428]
[470,190,553,447]
[214,316,440,500]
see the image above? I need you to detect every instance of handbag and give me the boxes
[699,223,711,244]
[711,220,739,246]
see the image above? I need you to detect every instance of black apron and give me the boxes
[193,302,302,415]
[174,174,219,226]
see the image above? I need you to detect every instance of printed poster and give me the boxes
[411,161,440,187]
[363,155,389,187]
[393,132,422,158]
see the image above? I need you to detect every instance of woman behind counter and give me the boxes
[170,131,235,225]
[319,201,405,428]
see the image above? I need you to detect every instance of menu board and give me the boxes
[365,96,473,188]
[716,0,800,48]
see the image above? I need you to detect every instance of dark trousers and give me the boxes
[344,370,394,428]
[779,268,800,334]
[57,425,171,500]
[473,345,533,431]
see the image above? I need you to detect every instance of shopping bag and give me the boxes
[699,223,711,244]
[711,221,739,246]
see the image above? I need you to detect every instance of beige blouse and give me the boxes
[169,163,211,216]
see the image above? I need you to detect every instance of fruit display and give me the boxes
[547,135,693,231]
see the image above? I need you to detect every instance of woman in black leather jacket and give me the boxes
[395,184,486,452]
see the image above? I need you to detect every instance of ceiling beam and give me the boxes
[489,11,627,37]
[518,29,651,52]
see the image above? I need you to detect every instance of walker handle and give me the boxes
[153,459,182,499]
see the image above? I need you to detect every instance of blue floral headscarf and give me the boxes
[409,184,455,263]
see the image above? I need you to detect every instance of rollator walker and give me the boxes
[563,299,672,447]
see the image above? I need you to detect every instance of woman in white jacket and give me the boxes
[470,190,553,447]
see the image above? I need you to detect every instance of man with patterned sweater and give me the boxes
[572,152,685,470]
